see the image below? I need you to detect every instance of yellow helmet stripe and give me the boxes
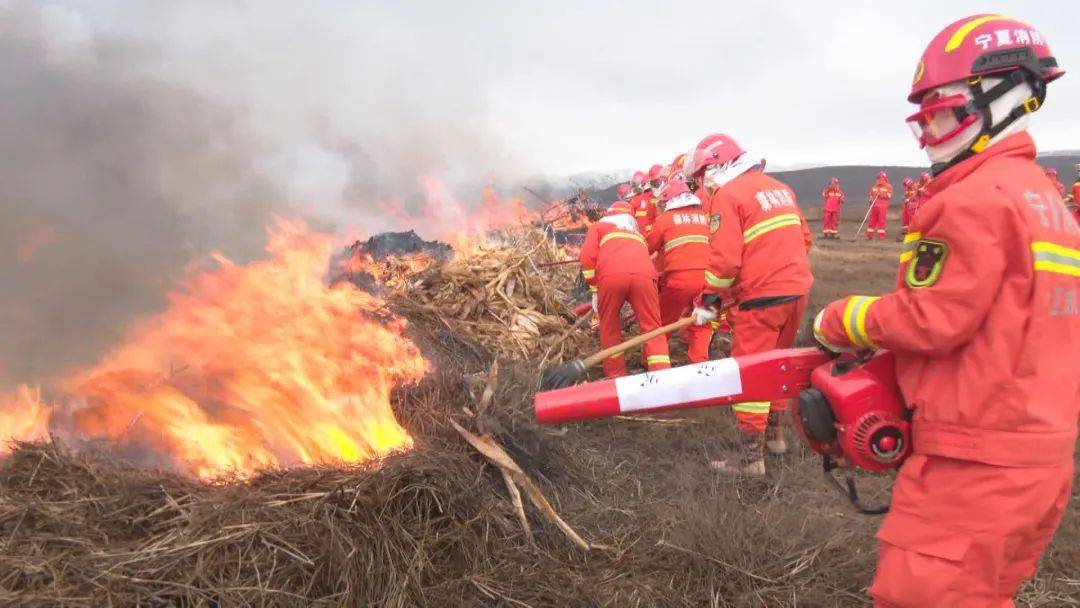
[945,15,1010,53]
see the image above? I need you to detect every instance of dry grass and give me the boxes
[395,228,592,363]
[1,238,1077,607]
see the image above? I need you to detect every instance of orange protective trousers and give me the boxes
[867,204,888,238]
[729,296,807,434]
[870,455,1073,607]
[658,270,712,363]
[597,274,670,377]
[822,209,841,233]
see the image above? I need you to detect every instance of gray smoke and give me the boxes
[0,1,523,386]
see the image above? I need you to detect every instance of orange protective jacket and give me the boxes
[703,171,814,303]
[822,186,845,213]
[580,218,656,291]
[815,133,1080,467]
[869,179,893,207]
[1069,181,1079,203]
[630,192,657,234]
[646,204,710,274]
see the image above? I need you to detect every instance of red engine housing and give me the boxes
[792,351,911,472]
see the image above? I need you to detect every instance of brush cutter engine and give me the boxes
[794,350,911,513]
[795,350,910,472]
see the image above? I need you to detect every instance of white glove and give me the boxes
[591,293,599,314]
[691,306,718,326]
[812,309,856,353]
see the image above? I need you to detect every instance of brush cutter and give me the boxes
[538,317,693,390]
[534,348,910,514]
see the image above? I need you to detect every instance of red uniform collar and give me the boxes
[928,132,1038,196]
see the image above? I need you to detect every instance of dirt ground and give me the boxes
[2,235,1077,607]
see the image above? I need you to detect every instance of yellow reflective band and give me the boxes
[664,234,709,251]
[635,211,648,217]
[705,270,735,288]
[732,402,771,415]
[945,15,1010,52]
[599,232,647,247]
[1032,241,1080,277]
[646,355,671,365]
[900,232,922,263]
[743,213,803,244]
[581,269,596,279]
[589,286,597,293]
[842,296,880,349]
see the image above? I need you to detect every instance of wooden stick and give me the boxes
[582,317,693,367]
[450,420,590,550]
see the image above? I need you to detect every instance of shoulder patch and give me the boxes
[905,240,948,289]
[709,213,721,234]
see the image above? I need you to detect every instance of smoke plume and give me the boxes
[0,1,523,386]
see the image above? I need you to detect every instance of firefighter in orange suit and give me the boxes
[1045,167,1065,197]
[1068,164,1080,223]
[814,15,1077,607]
[821,176,844,238]
[647,179,712,363]
[579,201,671,377]
[630,167,660,236]
[867,171,893,239]
[686,133,814,476]
[899,177,918,237]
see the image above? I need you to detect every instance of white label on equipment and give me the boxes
[614,358,743,412]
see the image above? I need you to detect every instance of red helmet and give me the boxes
[906,15,1064,161]
[920,172,931,181]
[829,176,839,183]
[902,177,915,187]
[631,171,646,188]
[616,183,632,199]
[606,201,633,216]
[877,170,887,179]
[647,164,664,181]
[657,180,691,204]
[686,133,745,177]
[671,153,687,172]
[909,15,1064,104]
[1045,167,1058,177]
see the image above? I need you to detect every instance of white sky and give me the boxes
[32,1,1080,181]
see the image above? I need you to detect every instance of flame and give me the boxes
[418,178,542,256]
[1,218,428,479]
[338,248,436,292]
[0,386,52,454]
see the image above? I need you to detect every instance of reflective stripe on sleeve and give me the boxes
[581,269,596,279]
[599,232,647,247]
[1032,241,1080,277]
[664,234,709,251]
[704,270,735,289]
[743,213,803,244]
[841,296,880,349]
[900,231,922,263]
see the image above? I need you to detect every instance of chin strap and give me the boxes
[931,69,1047,177]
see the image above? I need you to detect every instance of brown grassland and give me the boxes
[1,230,1077,607]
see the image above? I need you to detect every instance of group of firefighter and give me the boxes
[821,164,1080,240]
[574,14,1078,607]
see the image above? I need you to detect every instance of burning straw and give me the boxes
[395,227,593,362]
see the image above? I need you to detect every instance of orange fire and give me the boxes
[0,386,52,455]
[419,177,542,256]
[0,218,428,479]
